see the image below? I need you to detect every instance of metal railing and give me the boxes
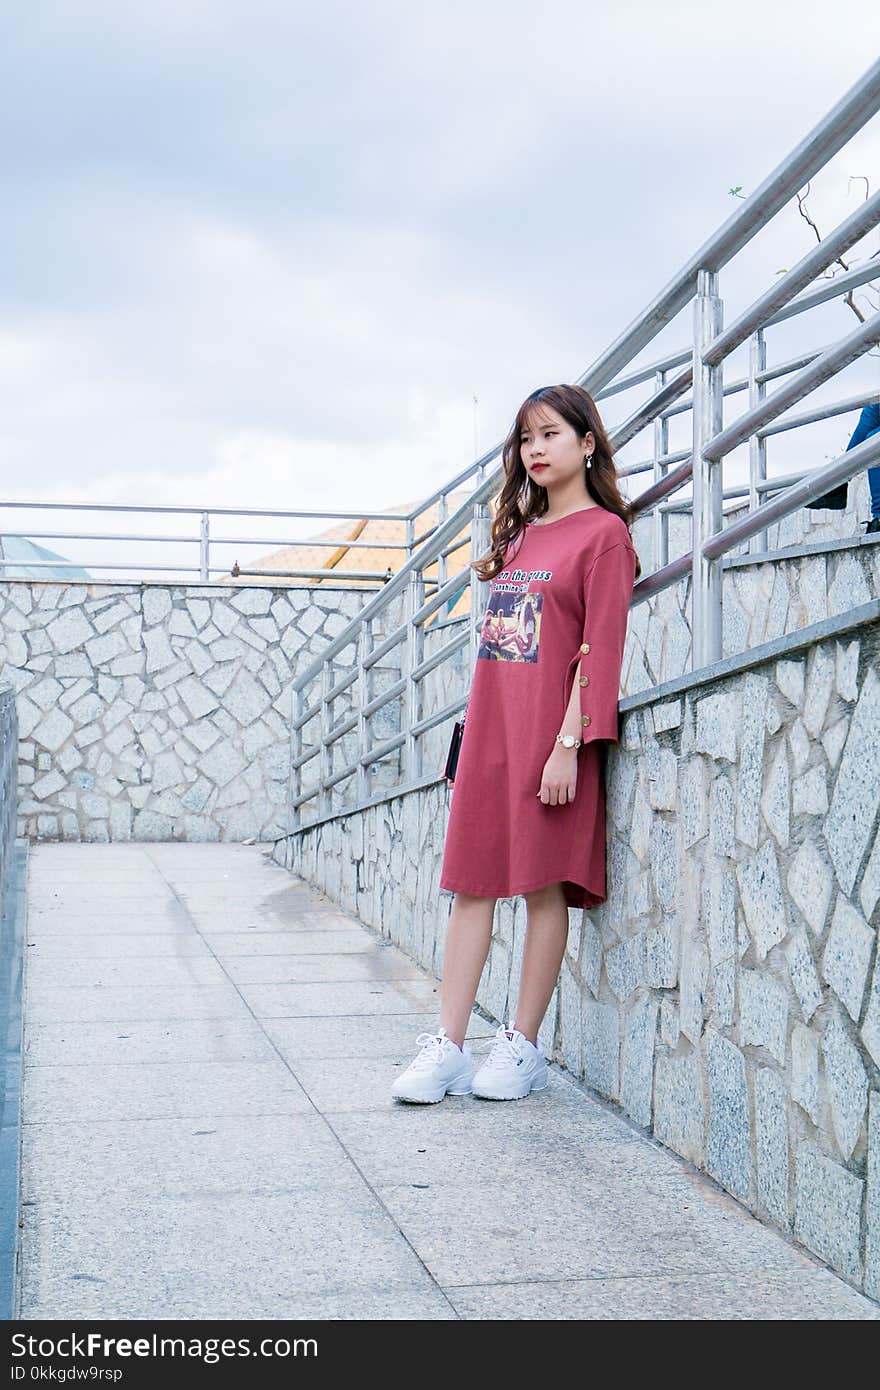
[286,56,880,829]
[0,503,433,584]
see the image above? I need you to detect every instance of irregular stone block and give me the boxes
[651,699,681,733]
[867,1091,880,1301]
[738,839,789,960]
[821,1010,869,1161]
[680,756,709,847]
[142,589,173,626]
[680,935,709,1044]
[835,638,859,704]
[706,1029,753,1204]
[776,658,804,709]
[786,841,833,938]
[861,947,880,1071]
[605,933,645,1003]
[582,998,619,1098]
[784,929,823,1024]
[224,668,272,727]
[792,1023,820,1123]
[709,776,735,858]
[792,765,828,816]
[760,740,789,849]
[802,646,835,738]
[32,706,74,753]
[755,1066,791,1228]
[620,992,658,1129]
[740,969,788,1064]
[46,608,94,654]
[649,817,678,908]
[824,665,880,895]
[821,718,848,770]
[694,691,739,763]
[645,742,677,811]
[736,672,769,849]
[654,1051,705,1165]
[794,1140,862,1282]
[859,818,880,921]
[659,998,680,1047]
[788,719,811,775]
[821,896,874,1022]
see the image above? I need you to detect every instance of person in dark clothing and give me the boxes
[807,401,880,529]
[851,402,880,532]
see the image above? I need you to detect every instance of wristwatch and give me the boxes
[555,733,581,750]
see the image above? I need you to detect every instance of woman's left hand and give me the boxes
[537,746,578,806]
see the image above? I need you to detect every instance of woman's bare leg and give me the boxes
[438,892,496,1048]
[513,882,568,1044]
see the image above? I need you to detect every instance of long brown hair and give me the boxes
[471,383,641,583]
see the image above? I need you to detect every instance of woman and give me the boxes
[391,384,640,1104]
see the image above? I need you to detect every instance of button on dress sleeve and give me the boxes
[562,540,637,745]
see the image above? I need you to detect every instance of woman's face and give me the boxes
[519,404,593,489]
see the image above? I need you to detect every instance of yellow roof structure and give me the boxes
[219,490,482,623]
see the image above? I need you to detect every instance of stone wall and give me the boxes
[624,475,879,694]
[0,683,17,918]
[0,580,410,842]
[2,481,876,843]
[273,603,880,1301]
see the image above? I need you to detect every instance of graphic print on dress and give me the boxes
[477,588,544,663]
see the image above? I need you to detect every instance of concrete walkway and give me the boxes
[19,843,879,1320]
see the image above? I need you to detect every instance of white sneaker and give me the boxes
[471,1022,548,1100]
[391,1026,474,1103]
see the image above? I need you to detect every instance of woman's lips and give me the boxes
[532,463,549,471]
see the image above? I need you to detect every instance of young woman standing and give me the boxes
[392,384,641,1103]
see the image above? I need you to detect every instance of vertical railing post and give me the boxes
[199,511,210,581]
[469,501,491,674]
[402,570,424,781]
[652,368,670,573]
[436,493,448,600]
[748,328,769,555]
[318,663,332,818]
[290,684,304,835]
[691,268,725,669]
[356,619,372,803]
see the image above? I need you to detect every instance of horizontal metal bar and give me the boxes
[576,56,880,398]
[702,431,880,560]
[630,458,695,517]
[705,312,880,462]
[0,499,419,522]
[754,391,878,441]
[763,255,880,329]
[703,192,880,368]
[593,348,693,402]
[294,689,470,791]
[230,566,391,581]
[592,258,877,407]
[0,560,205,573]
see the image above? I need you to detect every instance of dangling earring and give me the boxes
[584,453,593,470]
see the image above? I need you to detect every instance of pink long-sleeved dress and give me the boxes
[439,505,638,909]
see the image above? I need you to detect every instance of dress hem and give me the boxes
[439,873,605,910]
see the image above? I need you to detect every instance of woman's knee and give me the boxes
[522,882,566,906]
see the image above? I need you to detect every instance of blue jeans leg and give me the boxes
[844,406,880,516]
[869,465,880,518]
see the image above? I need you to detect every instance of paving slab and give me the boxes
[19,842,880,1321]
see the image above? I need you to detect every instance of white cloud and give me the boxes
[0,0,877,544]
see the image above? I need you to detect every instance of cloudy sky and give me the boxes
[1,1,878,570]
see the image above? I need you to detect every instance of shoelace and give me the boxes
[483,1026,526,1069]
[409,1029,454,1070]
